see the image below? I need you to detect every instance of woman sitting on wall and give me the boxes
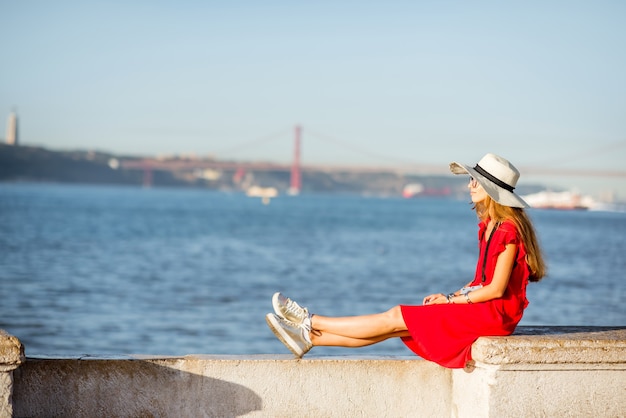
[265,153,547,369]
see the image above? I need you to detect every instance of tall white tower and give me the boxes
[6,111,18,145]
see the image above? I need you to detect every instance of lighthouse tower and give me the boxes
[6,111,18,145]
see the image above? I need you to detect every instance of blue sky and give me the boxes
[2,1,625,198]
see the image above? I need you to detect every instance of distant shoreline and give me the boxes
[1,143,554,199]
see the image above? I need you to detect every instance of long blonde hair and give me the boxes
[475,196,546,282]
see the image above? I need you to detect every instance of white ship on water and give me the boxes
[246,186,278,204]
[522,190,596,211]
[402,183,451,198]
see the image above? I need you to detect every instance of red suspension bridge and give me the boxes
[119,126,626,189]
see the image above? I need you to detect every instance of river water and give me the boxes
[1,183,624,357]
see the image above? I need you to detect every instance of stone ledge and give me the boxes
[0,329,25,372]
[4,326,626,418]
[13,354,450,417]
[472,326,626,366]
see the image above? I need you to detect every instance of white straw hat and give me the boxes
[449,153,529,208]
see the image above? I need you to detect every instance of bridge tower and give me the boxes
[288,125,301,195]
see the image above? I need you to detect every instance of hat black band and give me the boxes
[474,164,515,192]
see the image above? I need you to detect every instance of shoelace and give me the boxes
[284,299,313,332]
[284,299,307,320]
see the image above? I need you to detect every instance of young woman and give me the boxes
[265,153,546,368]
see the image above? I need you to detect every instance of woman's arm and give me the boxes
[464,243,516,302]
[424,243,517,305]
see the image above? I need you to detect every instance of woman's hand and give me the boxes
[423,293,448,305]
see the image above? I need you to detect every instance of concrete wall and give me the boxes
[2,326,625,418]
[0,330,24,418]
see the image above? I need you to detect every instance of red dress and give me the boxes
[400,219,531,368]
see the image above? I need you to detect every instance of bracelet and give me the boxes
[465,293,473,304]
[446,293,455,304]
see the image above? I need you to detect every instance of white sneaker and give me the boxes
[272,292,311,330]
[266,313,312,358]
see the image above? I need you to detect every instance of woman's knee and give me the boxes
[384,305,407,332]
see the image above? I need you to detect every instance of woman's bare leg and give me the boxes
[310,306,408,340]
[311,330,410,347]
